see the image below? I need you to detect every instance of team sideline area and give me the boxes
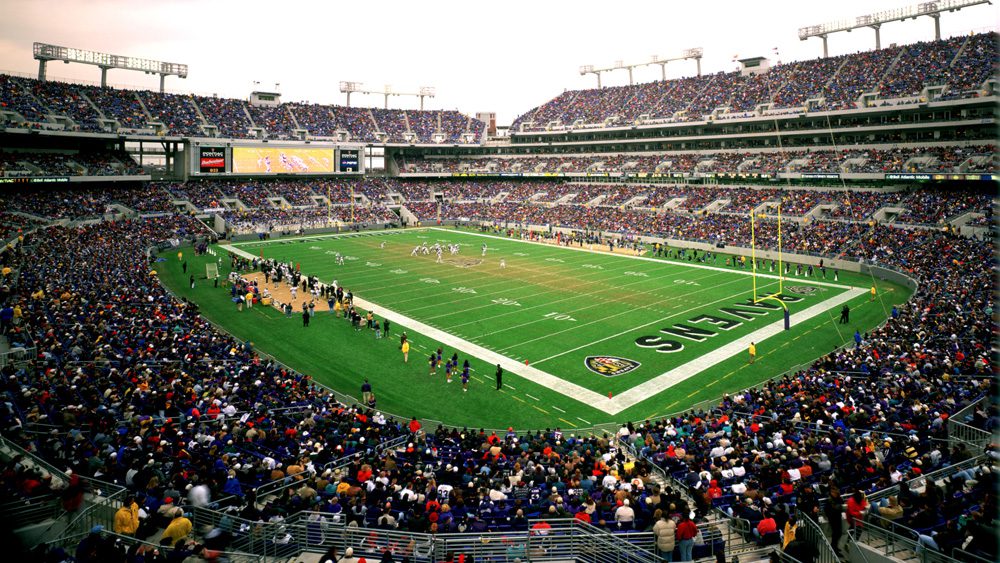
[0,4,997,563]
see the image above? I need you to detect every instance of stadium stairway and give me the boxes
[852,528,922,563]
[617,442,775,562]
[0,436,125,547]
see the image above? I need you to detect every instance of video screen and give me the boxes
[232,147,335,174]
[339,149,360,173]
[199,147,226,173]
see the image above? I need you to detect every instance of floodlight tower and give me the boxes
[33,42,187,92]
[580,47,703,88]
[579,65,601,88]
[798,0,992,57]
[417,86,436,111]
[339,81,363,107]
[339,82,437,109]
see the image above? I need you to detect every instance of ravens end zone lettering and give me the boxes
[635,292,805,354]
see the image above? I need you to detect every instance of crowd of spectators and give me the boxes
[163,182,225,210]
[399,145,996,177]
[945,32,999,94]
[289,103,337,137]
[895,186,995,225]
[510,32,996,132]
[407,110,439,143]
[27,79,106,132]
[190,95,253,138]
[0,150,143,177]
[248,105,297,139]
[0,212,45,242]
[879,37,965,99]
[0,184,173,218]
[222,205,395,234]
[371,108,411,143]
[0,74,49,122]
[137,91,204,137]
[330,106,380,143]
[84,86,150,130]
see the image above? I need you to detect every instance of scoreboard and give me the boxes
[338,149,361,173]
[199,147,226,173]
[189,143,364,176]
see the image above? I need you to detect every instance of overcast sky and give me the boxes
[0,0,995,125]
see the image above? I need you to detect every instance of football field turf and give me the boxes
[162,226,910,430]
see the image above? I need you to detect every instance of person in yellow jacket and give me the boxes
[162,507,193,546]
[783,515,798,549]
[401,340,410,363]
[748,341,757,364]
[113,495,139,536]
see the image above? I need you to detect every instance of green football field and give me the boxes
[160,226,910,431]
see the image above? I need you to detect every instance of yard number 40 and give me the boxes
[543,312,577,321]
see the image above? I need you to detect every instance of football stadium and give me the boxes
[0,2,996,562]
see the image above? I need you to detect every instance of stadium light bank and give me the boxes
[33,42,187,93]
[339,82,436,110]
[579,48,702,88]
[798,0,992,57]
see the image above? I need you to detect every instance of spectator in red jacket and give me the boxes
[755,512,778,538]
[846,490,869,529]
[675,512,698,561]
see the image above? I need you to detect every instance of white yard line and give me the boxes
[349,243,575,295]
[426,258,705,327]
[529,277,779,363]
[404,251,660,315]
[366,245,640,306]
[427,227,853,290]
[478,267,734,342]
[230,228,407,247]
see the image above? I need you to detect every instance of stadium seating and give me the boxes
[510,32,997,131]
[0,179,994,563]
[398,145,997,177]
[1,74,486,143]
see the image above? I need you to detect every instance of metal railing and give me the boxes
[946,396,993,448]
[183,504,667,562]
[0,434,73,486]
[0,434,124,496]
[60,486,127,539]
[0,344,35,368]
[856,511,981,563]
[796,514,841,563]
[0,493,63,529]
[616,438,778,562]
[42,529,265,563]
[866,454,988,506]
[215,434,411,507]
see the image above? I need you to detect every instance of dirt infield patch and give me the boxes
[241,272,335,313]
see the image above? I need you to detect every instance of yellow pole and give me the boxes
[777,203,783,295]
[750,210,757,301]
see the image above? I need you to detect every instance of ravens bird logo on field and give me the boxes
[585,356,641,377]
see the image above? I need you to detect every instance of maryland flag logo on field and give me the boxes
[585,356,641,377]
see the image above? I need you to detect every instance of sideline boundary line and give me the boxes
[427,227,853,290]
